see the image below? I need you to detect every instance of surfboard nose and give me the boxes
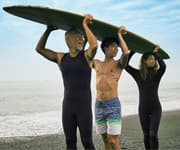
[3,6,17,12]
[3,6,21,16]
[3,6,10,12]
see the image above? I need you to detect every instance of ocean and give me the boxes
[0,80,180,137]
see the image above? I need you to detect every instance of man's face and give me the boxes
[66,32,84,52]
[104,42,118,58]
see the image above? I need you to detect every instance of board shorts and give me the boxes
[95,97,121,135]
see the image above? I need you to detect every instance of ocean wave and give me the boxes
[0,111,62,137]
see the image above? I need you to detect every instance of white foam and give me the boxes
[0,111,62,137]
[0,81,179,137]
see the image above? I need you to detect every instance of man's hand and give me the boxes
[118,25,127,35]
[83,14,93,26]
[46,26,58,32]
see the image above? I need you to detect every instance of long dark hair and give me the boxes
[139,52,159,80]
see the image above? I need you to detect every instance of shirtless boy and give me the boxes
[91,26,129,150]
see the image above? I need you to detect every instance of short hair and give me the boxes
[101,37,119,53]
[65,28,84,48]
[65,28,83,37]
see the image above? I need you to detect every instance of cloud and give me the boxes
[108,0,147,11]
[105,0,180,24]
[49,0,106,9]
[1,0,180,81]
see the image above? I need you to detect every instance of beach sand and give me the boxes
[0,110,179,150]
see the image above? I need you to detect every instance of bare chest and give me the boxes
[96,61,120,75]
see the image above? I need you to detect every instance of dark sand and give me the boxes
[0,110,179,150]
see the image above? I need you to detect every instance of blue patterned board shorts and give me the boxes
[95,97,121,135]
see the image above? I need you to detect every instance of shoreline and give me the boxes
[0,109,180,150]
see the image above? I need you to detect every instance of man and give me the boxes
[36,14,98,150]
[91,26,129,150]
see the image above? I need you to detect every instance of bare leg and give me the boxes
[101,133,112,150]
[108,134,121,150]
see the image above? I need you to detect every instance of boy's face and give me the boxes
[104,42,118,58]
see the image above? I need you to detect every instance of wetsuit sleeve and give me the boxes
[119,53,129,69]
[154,53,166,79]
[125,51,139,80]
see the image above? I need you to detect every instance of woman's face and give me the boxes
[145,55,156,67]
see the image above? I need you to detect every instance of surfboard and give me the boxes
[3,5,169,59]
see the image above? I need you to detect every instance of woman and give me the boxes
[125,45,166,150]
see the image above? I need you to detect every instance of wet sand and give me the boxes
[0,110,179,150]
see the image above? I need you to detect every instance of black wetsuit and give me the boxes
[125,52,166,150]
[59,50,95,150]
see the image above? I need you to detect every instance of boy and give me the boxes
[92,26,129,150]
